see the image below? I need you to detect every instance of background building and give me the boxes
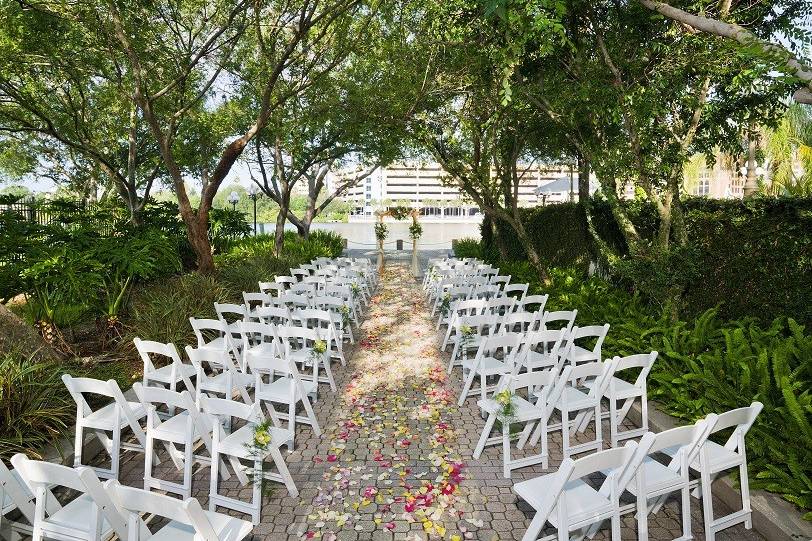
[335,161,577,220]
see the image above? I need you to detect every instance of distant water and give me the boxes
[257,221,481,250]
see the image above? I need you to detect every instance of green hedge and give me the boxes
[482,198,812,326]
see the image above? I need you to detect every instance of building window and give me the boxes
[695,171,710,196]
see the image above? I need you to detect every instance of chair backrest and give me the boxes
[567,359,618,399]
[243,291,272,311]
[290,282,316,296]
[0,459,38,523]
[275,275,296,286]
[706,402,763,453]
[477,333,523,366]
[516,294,548,314]
[613,351,658,389]
[520,328,567,371]
[258,281,284,297]
[502,283,528,300]
[189,317,233,350]
[278,293,312,309]
[572,323,610,347]
[240,321,278,352]
[253,305,292,326]
[185,344,240,381]
[484,296,515,316]
[13,455,129,540]
[105,481,219,540]
[214,302,247,324]
[540,309,577,332]
[496,311,538,334]
[489,274,511,286]
[134,337,184,376]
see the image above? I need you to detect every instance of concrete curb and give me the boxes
[629,401,812,541]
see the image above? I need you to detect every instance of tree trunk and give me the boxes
[490,219,510,260]
[186,216,215,274]
[512,218,549,283]
[578,155,591,201]
[274,205,287,256]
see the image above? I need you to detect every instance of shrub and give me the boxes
[119,273,229,358]
[482,197,812,326]
[0,350,73,459]
[209,207,251,253]
[452,238,482,259]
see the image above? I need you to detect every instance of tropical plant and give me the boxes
[0,350,73,459]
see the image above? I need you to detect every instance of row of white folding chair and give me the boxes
[514,402,763,541]
[442,297,557,354]
[61,374,299,526]
[3,454,254,540]
[247,284,362,326]
[461,339,648,463]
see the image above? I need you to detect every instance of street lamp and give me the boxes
[227,191,240,211]
[247,184,261,236]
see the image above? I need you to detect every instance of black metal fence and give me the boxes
[0,197,117,236]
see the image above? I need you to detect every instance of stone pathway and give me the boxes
[111,262,765,541]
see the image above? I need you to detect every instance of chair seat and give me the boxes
[200,372,253,394]
[217,425,293,459]
[462,356,508,374]
[524,350,557,370]
[245,343,276,359]
[478,396,545,422]
[583,376,641,400]
[624,457,683,496]
[690,440,742,472]
[45,494,114,537]
[567,345,599,364]
[1,470,25,512]
[257,377,318,402]
[515,475,612,526]
[544,386,596,412]
[151,412,201,444]
[82,402,146,430]
[150,510,253,541]
[147,363,197,384]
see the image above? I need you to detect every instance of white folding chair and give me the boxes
[202,397,298,525]
[186,345,252,405]
[293,307,346,367]
[1,458,54,538]
[458,333,523,406]
[447,313,497,371]
[489,274,511,287]
[473,368,570,478]
[275,275,296,290]
[495,311,539,335]
[62,375,149,480]
[613,418,715,541]
[564,324,610,366]
[243,291,272,317]
[441,298,487,351]
[664,403,763,540]
[134,338,196,396]
[105,480,253,540]
[529,359,618,459]
[11,455,129,541]
[253,305,292,327]
[277,325,335,391]
[190,317,241,362]
[243,323,321,451]
[518,329,567,373]
[484,296,515,317]
[514,442,639,541]
[134,384,216,499]
[584,352,658,446]
[313,295,355,344]
[276,293,312,311]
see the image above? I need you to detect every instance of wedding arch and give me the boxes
[373,206,423,276]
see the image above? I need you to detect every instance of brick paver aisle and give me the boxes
[115,261,766,540]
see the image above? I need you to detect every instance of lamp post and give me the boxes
[248,184,261,235]
[228,191,239,211]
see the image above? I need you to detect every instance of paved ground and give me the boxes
[101,263,764,540]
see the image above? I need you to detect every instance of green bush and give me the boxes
[0,350,73,459]
[452,237,482,259]
[119,273,229,358]
[482,197,812,326]
[520,267,812,518]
